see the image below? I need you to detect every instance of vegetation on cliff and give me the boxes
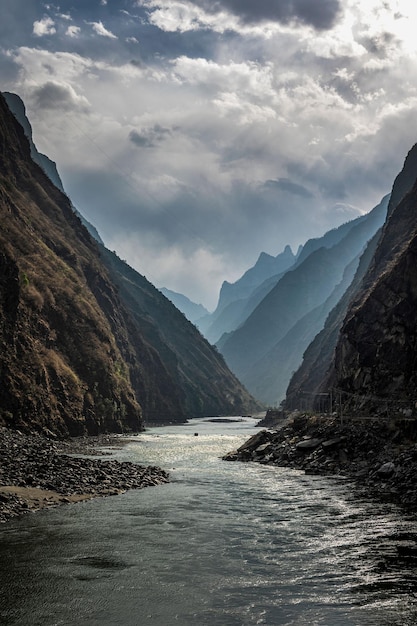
[0,93,258,436]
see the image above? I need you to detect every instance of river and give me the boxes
[1,417,417,625]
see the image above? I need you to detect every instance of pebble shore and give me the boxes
[223,413,417,511]
[0,427,169,523]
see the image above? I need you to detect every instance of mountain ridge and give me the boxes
[218,196,388,403]
[327,149,417,413]
[0,92,259,436]
[198,245,296,343]
[286,143,417,415]
[159,287,209,324]
[3,92,104,245]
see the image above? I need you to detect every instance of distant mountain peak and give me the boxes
[197,244,297,343]
[218,196,388,405]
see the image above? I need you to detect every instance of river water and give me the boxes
[1,417,417,625]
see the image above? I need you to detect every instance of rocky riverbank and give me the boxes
[0,427,169,523]
[223,413,417,510]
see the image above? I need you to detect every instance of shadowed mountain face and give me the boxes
[0,93,144,436]
[100,248,260,420]
[218,197,388,404]
[325,146,417,414]
[247,252,362,406]
[0,93,259,436]
[286,143,417,415]
[285,228,382,407]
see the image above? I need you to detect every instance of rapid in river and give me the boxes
[1,417,417,625]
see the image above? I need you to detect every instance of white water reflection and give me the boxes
[0,417,417,625]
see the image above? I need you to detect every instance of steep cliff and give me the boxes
[326,147,417,415]
[0,93,259,435]
[3,92,103,244]
[100,247,260,420]
[0,93,145,436]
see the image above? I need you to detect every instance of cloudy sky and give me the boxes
[2,0,417,309]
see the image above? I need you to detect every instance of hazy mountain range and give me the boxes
[202,139,417,416]
[3,87,417,431]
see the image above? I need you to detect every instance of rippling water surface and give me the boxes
[1,417,417,625]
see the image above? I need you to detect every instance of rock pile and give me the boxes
[0,427,169,523]
[223,413,417,510]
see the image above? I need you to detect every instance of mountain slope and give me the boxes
[200,245,296,343]
[325,145,417,414]
[101,248,260,419]
[246,252,362,405]
[3,92,103,244]
[0,93,146,436]
[285,228,382,407]
[0,92,259,435]
[219,197,387,401]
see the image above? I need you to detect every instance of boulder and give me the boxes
[254,442,273,455]
[377,462,396,477]
[296,438,322,450]
[236,430,271,453]
[322,437,345,449]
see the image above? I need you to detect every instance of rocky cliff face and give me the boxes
[328,159,417,415]
[0,93,259,436]
[289,143,417,416]
[0,93,144,436]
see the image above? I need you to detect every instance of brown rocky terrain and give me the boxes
[0,91,258,437]
[0,92,152,436]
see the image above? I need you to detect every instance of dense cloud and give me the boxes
[129,125,173,148]
[2,0,417,307]
[189,0,343,30]
[32,81,90,112]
